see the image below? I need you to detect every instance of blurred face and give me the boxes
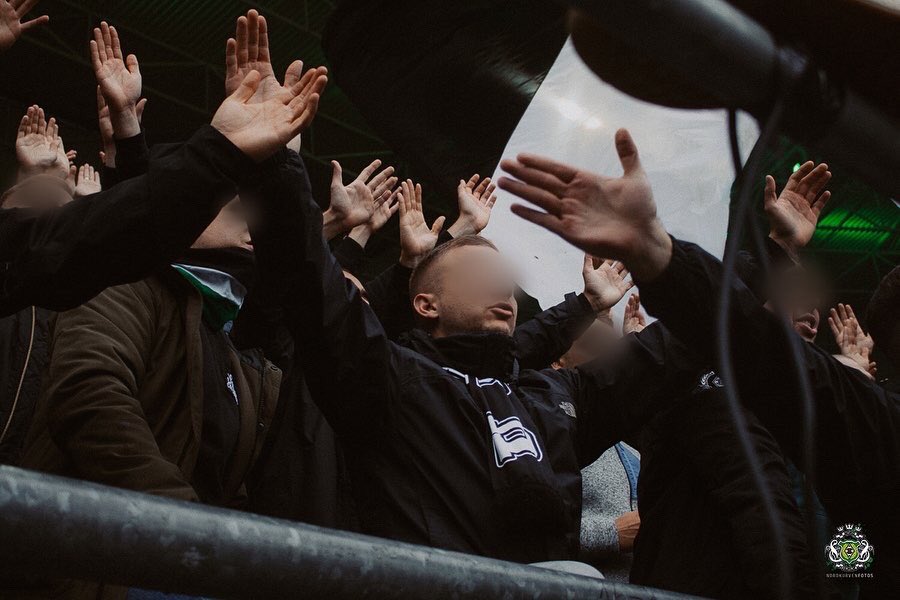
[414,245,518,337]
[765,267,824,343]
[1,176,73,212]
[192,197,253,251]
[554,318,619,369]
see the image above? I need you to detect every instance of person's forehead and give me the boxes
[443,244,509,271]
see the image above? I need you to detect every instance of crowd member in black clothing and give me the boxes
[0,8,326,317]
[242,120,708,567]
[500,127,899,598]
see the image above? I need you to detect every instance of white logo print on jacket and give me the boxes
[487,411,544,468]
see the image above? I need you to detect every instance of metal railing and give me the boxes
[0,466,701,599]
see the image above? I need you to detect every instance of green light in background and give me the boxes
[792,163,801,172]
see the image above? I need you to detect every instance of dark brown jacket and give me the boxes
[16,269,281,598]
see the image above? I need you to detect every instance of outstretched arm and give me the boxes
[0,53,326,315]
[250,148,400,439]
[498,129,900,506]
[514,257,632,370]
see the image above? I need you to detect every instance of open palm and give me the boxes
[582,256,633,312]
[211,68,327,162]
[226,10,298,104]
[0,0,48,53]
[328,159,396,230]
[764,161,831,252]
[16,105,67,178]
[500,130,661,265]
[399,179,445,267]
[91,23,142,112]
[454,174,497,234]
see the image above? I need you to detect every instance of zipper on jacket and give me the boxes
[0,306,36,447]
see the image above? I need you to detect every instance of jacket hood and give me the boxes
[402,329,519,380]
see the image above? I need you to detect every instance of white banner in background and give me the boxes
[485,39,758,322]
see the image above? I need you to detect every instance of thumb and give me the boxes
[233,70,261,102]
[430,216,446,235]
[331,160,343,188]
[284,60,304,88]
[764,175,777,207]
[582,253,593,273]
[126,54,141,76]
[135,98,148,121]
[614,128,642,176]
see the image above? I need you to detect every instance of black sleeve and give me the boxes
[556,322,701,467]
[0,125,255,316]
[513,292,597,370]
[333,237,365,273]
[230,150,302,373]
[250,148,399,439]
[114,131,151,181]
[101,164,121,188]
[365,263,415,339]
[636,239,900,521]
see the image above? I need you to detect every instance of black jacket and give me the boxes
[0,126,253,316]
[633,369,820,598]
[252,150,699,562]
[638,239,900,598]
[0,306,52,465]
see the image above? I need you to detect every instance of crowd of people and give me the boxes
[0,2,897,599]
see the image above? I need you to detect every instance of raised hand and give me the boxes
[73,164,102,197]
[765,161,832,259]
[225,9,314,110]
[96,87,147,167]
[348,191,400,248]
[623,293,647,335]
[399,179,445,268]
[499,129,672,281]
[0,0,49,53]
[582,255,634,313]
[211,67,328,162]
[90,22,142,139]
[16,105,69,180]
[324,159,396,234]
[828,303,876,377]
[447,174,497,237]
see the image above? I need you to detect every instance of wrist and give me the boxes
[625,219,673,282]
[768,233,800,263]
[447,216,476,238]
[110,107,141,140]
[583,292,609,313]
[322,209,344,241]
[399,251,422,269]
[348,225,372,248]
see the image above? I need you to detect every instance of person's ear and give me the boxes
[413,292,440,323]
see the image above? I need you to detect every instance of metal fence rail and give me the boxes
[0,466,702,599]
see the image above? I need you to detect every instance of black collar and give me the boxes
[403,329,518,380]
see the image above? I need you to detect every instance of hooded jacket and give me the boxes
[15,269,281,599]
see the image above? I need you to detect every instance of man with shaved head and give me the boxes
[252,134,706,570]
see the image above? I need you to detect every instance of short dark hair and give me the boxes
[867,265,900,356]
[409,235,498,301]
